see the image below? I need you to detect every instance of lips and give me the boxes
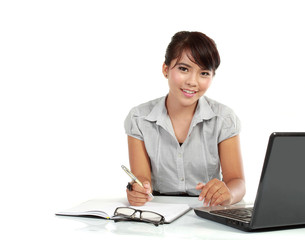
[182,89,197,94]
[181,88,198,97]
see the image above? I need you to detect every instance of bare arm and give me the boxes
[126,136,153,206]
[219,134,246,204]
[196,135,246,206]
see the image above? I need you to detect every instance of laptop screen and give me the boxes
[251,133,305,229]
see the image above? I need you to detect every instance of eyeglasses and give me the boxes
[113,207,165,226]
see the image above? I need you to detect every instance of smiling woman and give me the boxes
[163,51,213,109]
[124,31,245,207]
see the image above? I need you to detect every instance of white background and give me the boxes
[1,0,305,238]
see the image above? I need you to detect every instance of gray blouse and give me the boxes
[124,96,241,196]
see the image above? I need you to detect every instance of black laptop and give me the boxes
[194,132,305,231]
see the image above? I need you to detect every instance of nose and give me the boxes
[185,73,198,87]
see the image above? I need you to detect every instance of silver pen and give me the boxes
[121,165,154,199]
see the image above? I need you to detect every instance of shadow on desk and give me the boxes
[55,196,305,239]
[56,215,166,236]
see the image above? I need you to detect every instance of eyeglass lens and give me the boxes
[115,207,163,222]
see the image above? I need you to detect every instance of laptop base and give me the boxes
[194,207,252,231]
[195,208,305,232]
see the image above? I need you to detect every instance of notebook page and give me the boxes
[131,202,191,223]
[56,199,190,222]
[56,199,129,219]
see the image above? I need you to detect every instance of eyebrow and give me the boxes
[177,62,210,71]
[176,62,192,68]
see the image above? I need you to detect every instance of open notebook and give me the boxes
[56,199,191,223]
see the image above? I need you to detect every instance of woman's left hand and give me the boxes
[196,179,232,206]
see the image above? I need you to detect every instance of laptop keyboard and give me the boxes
[210,207,253,223]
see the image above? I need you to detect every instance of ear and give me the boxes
[162,62,169,78]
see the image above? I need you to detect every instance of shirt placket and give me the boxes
[176,119,202,193]
[176,147,186,192]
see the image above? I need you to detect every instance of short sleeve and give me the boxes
[217,112,241,143]
[124,108,144,141]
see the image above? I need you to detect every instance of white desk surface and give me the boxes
[6,196,305,240]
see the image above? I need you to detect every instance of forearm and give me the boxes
[226,178,246,204]
[128,136,153,192]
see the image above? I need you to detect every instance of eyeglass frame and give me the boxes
[113,207,165,226]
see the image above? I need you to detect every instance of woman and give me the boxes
[124,31,245,206]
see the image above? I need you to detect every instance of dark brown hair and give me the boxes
[164,31,220,74]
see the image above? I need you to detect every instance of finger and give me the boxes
[203,185,222,206]
[209,191,222,206]
[206,181,228,203]
[198,184,210,200]
[128,199,147,206]
[201,180,223,206]
[142,181,152,195]
[127,188,148,199]
[126,190,149,206]
[211,192,230,206]
[198,179,220,201]
[209,184,231,206]
[196,182,205,190]
[126,182,150,206]
[132,182,148,194]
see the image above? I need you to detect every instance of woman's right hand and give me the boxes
[126,181,153,206]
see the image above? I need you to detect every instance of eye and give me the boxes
[178,66,188,72]
[201,71,210,76]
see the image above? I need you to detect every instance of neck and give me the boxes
[166,94,198,119]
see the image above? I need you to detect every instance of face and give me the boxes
[163,51,213,108]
